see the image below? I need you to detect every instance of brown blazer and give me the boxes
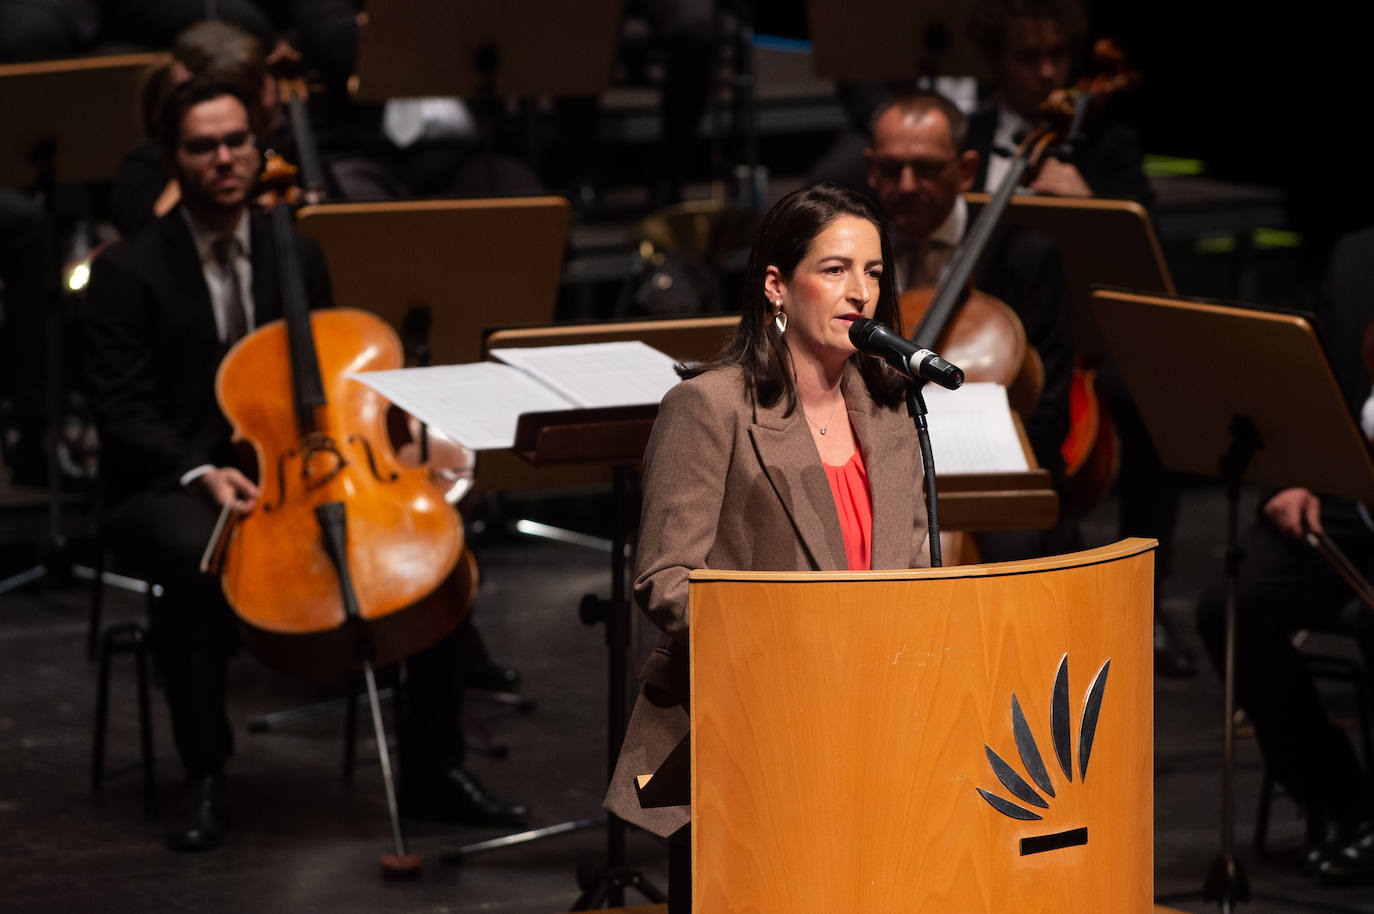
[605,362,929,837]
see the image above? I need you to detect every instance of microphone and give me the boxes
[847,317,964,390]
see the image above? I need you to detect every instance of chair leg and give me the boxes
[92,631,113,790]
[145,584,164,688]
[1254,763,1274,853]
[86,549,106,662]
[133,628,157,819]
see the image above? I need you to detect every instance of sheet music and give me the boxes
[490,341,681,408]
[923,383,1031,474]
[348,362,574,450]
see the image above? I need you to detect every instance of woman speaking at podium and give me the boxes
[606,184,930,911]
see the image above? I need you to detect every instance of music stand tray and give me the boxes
[965,192,1175,360]
[0,53,157,187]
[484,318,1057,529]
[295,198,571,367]
[1092,290,1374,503]
[805,0,984,81]
[354,0,623,100]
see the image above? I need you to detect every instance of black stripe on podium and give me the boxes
[1020,827,1088,856]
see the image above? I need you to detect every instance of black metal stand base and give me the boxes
[571,861,669,910]
[1203,853,1251,912]
[442,467,663,907]
[1204,415,1261,912]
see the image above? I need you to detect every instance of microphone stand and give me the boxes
[905,379,943,568]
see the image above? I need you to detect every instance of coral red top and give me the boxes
[824,446,873,571]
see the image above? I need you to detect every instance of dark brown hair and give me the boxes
[172,20,270,136]
[157,77,255,158]
[683,184,906,413]
[970,0,1087,59]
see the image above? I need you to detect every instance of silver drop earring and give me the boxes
[773,300,786,334]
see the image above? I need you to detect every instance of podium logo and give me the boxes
[975,654,1110,856]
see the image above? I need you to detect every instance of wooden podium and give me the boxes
[688,539,1155,912]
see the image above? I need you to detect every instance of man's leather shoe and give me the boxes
[165,773,229,852]
[1314,820,1374,884]
[1302,813,1374,879]
[466,663,522,693]
[400,765,528,828]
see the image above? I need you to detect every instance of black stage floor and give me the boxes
[4,482,1374,913]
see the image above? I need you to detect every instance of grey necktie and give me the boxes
[212,236,248,345]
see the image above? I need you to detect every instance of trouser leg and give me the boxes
[396,624,467,774]
[1195,500,1374,826]
[668,823,691,914]
[107,487,234,776]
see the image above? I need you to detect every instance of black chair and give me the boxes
[1253,627,1374,852]
[91,617,157,819]
[88,534,163,818]
[84,544,162,661]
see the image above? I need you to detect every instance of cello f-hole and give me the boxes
[348,434,401,484]
[263,447,298,513]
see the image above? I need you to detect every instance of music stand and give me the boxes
[438,325,729,909]
[0,53,157,189]
[0,53,158,595]
[806,0,984,82]
[354,0,622,100]
[354,0,622,194]
[470,317,739,497]
[294,198,571,367]
[481,317,1057,529]
[1091,289,1374,912]
[965,192,1175,359]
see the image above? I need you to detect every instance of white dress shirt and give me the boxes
[893,195,968,293]
[982,103,1037,197]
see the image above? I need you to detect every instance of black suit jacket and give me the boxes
[84,205,332,511]
[972,222,1073,482]
[967,100,1155,208]
[1318,227,1374,417]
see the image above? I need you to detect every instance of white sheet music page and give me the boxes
[923,382,1031,473]
[490,341,681,408]
[347,362,573,451]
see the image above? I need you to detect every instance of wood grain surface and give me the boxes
[690,539,1155,912]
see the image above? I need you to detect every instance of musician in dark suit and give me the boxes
[85,78,524,852]
[605,184,929,912]
[1196,228,1374,883]
[865,90,1076,560]
[966,0,1153,206]
[967,1,1192,671]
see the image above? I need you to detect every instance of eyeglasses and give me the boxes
[872,156,956,182]
[180,130,256,157]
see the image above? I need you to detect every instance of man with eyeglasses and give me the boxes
[84,78,527,852]
[866,90,1077,563]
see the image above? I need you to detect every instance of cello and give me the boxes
[211,95,474,874]
[903,45,1141,518]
